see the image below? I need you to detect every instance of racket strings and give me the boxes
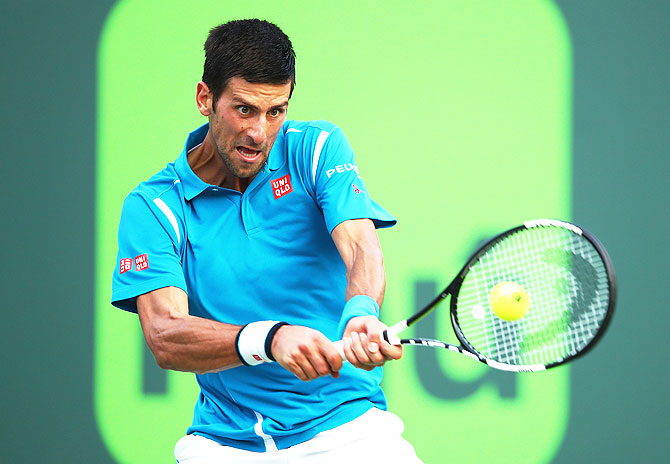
[455,225,610,366]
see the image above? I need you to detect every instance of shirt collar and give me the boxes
[267,122,287,172]
[175,122,288,201]
[175,123,211,201]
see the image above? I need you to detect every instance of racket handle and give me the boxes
[333,339,346,359]
[384,321,408,345]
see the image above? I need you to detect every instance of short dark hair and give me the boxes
[203,19,296,107]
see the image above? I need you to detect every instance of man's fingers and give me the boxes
[342,336,357,366]
[273,326,343,380]
[350,332,369,364]
[379,340,403,360]
[307,349,337,378]
[284,355,316,381]
[364,333,379,354]
[341,324,404,369]
[362,325,402,361]
[324,345,343,378]
[345,332,383,370]
[361,333,386,365]
[299,342,344,380]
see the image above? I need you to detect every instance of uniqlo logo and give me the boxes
[134,253,149,271]
[252,354,263,362]
[271,174,293,199]
[119,258,133,274]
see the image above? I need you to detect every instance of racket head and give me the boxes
[449,219,616,370]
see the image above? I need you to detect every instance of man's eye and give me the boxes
[238,106,250,115]
[269,108,282,117]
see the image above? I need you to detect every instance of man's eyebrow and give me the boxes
[231,97,258,110]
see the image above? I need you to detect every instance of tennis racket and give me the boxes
[335,219,616,372]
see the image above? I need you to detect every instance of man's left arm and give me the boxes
[331,218,403,370]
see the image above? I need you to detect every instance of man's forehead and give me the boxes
[226,77,291,105]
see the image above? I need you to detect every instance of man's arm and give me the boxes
[137,286,343,380]
[137,286,242,374]
[331,218,403,369]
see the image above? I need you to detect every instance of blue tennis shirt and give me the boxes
[111,120,397,451]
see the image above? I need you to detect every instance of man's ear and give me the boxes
[196,81,213,117]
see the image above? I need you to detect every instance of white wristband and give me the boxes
[235,321,287,366]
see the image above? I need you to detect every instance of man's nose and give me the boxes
[245,116,267,145]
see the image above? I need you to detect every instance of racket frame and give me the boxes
[383,219,617,371]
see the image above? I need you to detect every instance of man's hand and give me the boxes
[342,316,403,370]
[270,325,343,381]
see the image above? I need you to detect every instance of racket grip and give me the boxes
[384,320,408,345]
[333,339,346,359]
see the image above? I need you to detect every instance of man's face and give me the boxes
[205,76,292,180]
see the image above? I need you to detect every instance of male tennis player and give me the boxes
[112,19,422,463]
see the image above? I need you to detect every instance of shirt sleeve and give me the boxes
[313,127,397,233]
[111,192,187,313]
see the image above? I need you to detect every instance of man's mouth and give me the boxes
[236,146,262,162]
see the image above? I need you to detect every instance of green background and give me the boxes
[2,0,668,462]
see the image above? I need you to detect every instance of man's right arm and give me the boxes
[137,286,343,379]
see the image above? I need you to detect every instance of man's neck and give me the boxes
[187,131,252,193]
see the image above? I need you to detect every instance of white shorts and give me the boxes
[174,408,423,463]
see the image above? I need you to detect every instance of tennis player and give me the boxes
[112,19,422,463]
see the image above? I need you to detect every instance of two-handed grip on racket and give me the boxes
[332,321,407,362]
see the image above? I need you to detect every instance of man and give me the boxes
[112,19,422,463]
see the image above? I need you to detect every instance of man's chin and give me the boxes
[232,161,265,179]
[221,151,267,179]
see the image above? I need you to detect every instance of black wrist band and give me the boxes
[265,322,290,362]
[235,323,251,366]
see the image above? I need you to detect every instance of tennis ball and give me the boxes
[489,281,530,321]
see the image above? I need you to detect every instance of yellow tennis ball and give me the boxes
[489,281,530,321]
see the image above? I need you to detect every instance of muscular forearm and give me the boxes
[332,219,386,306]
[147,315,242,374]
[344,244,385,306]
[137,287,243,374]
